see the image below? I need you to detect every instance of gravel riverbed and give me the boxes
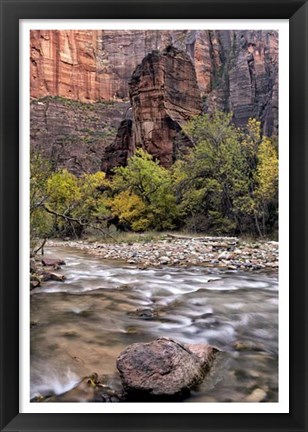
[47,236,278,272]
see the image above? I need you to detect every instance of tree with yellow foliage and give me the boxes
[111,149,179,231]
[254,137,279,235]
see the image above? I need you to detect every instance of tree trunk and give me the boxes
[254,213,263,237]
[33,238,47,256]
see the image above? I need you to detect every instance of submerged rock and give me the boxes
[127,308,159,320]
[116,337,218,400]
[30,256,66,290]
[233,340,264,352]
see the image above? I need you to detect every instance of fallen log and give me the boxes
[166,233,238,243]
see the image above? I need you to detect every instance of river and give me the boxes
[30,245,278,403]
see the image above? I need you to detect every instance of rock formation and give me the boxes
[128,46,202,167]
[102,46,202,170]
[30,29,278,135]
[116,337,218,400]
[101,119,134,175]
[31,30,102,101]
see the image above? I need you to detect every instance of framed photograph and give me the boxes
[0,0,307,431]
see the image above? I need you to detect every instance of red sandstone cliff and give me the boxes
[30,29,278,135]
[30,30,278,175]
[102,46,202,172]
[129,46,202,167]
[31,30,190,101]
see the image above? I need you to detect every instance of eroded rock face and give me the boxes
[116,337,218,400]
[30,30,190,102]
[30,97,129,175]
[128,46,202,167]
[31,30,102,101]
[31,30,278,136]
[30,30,278,174]
[101,119,134,175]
[203,30,279,136]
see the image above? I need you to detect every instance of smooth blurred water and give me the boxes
[30,246,278,402]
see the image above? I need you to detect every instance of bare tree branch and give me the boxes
[42,205,116,240]
[33,238,47,255]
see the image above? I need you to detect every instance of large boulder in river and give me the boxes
[116,337,218,400]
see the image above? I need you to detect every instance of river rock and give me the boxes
[30,277,41,290]
[31,376,97,403]
[246,387,267,402]
[233,340,264,352]
[40,271,66,282]
[47,237,278,272]
[159,256,171,265]
[42,258,66,267]
[127,308,158,320]
[30,258,38,273]
[116,337,218,400]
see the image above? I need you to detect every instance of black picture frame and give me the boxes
[0,0,307,431]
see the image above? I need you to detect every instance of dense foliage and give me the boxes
[111,149,179,231]
[177,112,278,236]
[30,111,278,248]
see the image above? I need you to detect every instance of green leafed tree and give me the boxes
[30,151,54,253]
[178,111,251,234]
[254,136,279,235]
[111,149,179,231]
[30,150,113,244]
[176,112,278,236]
[45,169,111,237]
[30,110,278,242]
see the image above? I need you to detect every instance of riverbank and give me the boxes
[46,235,278,272]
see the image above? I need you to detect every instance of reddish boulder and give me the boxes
[116,337,218,400]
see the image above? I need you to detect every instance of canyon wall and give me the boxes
[30,97,129,174]
[30,30,278,135]
[31,30,192,101]
[203,30,279,136]
[30,29,278,174]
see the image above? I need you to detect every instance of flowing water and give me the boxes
[30,245,278,403]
